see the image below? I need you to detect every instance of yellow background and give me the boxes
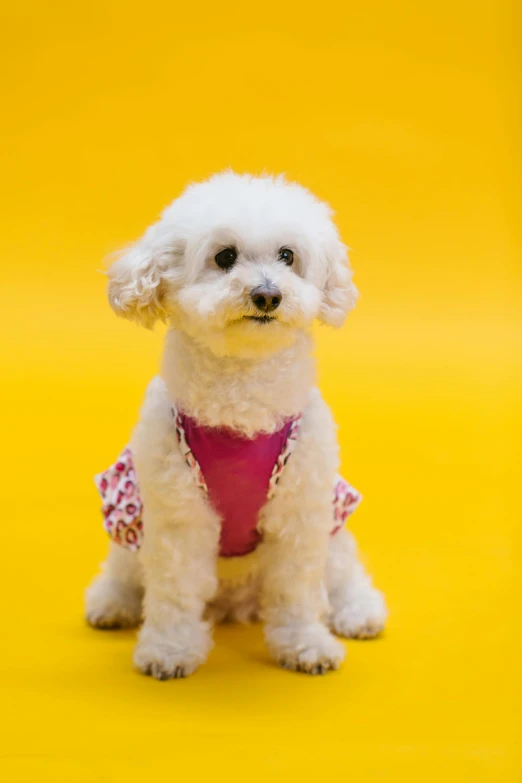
[1,2,520,781]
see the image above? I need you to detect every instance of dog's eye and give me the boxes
[215,247,238,270]
[279,248,294,266]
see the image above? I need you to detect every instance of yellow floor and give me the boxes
[1,2,520,781]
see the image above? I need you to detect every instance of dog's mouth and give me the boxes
[243,315,275,324]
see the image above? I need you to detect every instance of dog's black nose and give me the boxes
[250,285,282,313]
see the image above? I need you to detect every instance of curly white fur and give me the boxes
[86,172,386,678]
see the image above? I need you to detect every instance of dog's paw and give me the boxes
[133,621,212,680]
[265,622,346,675]
[330,587,387,639]
[85,575,143,629]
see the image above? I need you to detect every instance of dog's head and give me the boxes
[107,172,357,357]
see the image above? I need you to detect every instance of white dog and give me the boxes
[86,171,386,678]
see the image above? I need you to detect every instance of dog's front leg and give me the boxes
[131,378,220,680]
[260,525,345,675]
[259,390,346,674]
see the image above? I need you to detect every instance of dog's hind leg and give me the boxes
[325,528,387,639]
[85,542,144,629]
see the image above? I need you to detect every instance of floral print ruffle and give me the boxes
[94,447,143,551]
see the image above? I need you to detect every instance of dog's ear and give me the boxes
[318,239,358,327]
[107,226,183,329]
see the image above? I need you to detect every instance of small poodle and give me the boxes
[86,172,387,678]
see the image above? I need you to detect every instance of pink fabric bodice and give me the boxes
[179,414,294,557]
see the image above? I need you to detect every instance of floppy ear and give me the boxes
[318,240,358,327]
[107,226,183,329]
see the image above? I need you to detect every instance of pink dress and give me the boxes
[95,406,361,558]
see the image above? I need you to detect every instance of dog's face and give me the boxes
[107,172,357,357]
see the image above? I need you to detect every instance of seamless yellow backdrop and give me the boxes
[1,2,520,782]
